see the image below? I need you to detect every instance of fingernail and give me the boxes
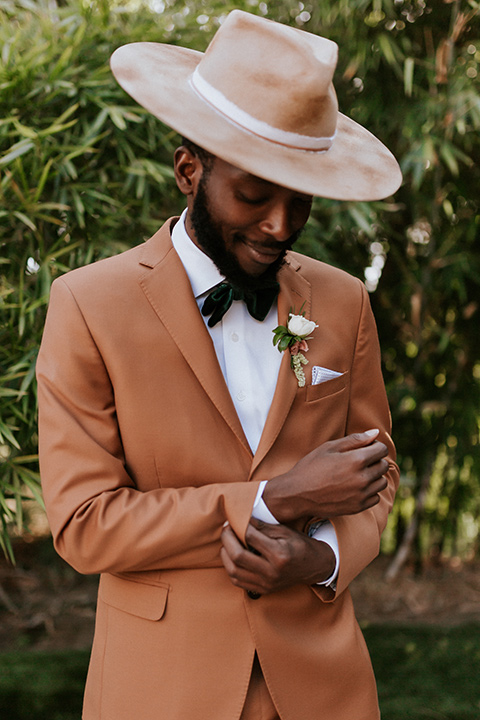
[365,429,379,437]
[223,521,229,528]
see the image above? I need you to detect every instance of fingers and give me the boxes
[317,447,389,517]
[222,521,289,564]
[245,520,291,555]
[353,462,388,511]
[221,522,304,594]
[362,453,389,484]
[221,523,266,572]
[220,553,268,594]
[326,429,379,453]
[360,476,389,510]
[325,431,388,473]
[345,439,388,485]
[220,523,272,594]
[220,545,266,593]
[363,441,389,466]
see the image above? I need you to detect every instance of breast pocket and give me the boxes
[305,371,348,403]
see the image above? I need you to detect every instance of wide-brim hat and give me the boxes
[110,10,402,201]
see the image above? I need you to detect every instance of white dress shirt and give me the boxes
[171,211,339,587]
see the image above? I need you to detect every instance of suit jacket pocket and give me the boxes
[305,371,348,403]
[99,573,169,621]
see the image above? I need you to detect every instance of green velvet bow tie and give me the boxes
[201,281,280,328]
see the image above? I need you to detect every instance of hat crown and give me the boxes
[195,10,339,144]
[109,10,402,200]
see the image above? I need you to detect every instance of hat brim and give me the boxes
[110,42,402,201]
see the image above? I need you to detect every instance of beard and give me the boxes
[190,176,302,292]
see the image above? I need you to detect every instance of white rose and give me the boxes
[287,314,317,337]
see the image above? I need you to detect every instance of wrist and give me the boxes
[262,473,309,524]
[313,540,336,584]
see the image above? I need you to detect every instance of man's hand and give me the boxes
[263,429,389,525]
[220,519,336,596]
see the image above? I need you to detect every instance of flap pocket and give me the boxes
[99,573,169,621]
[306,371,348,402]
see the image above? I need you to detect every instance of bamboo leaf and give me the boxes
[107,106,128,130]
[0,527,15,565]
[12,118,38,140]
[13,211,37,231]
[439,143,459,176]
[18,473,44,510]
[39,118,78,137]
[84,189,123,207]
[71,189,86,228]
[0,495,15,524]
[10,455,39,464]
[43,241,83,262]
[0,388,20,398]
[404,57,415,97]
[347,205,376,238]
[19,360,37,395]
[0,422,20,450]
[33,158,54,202]
[377,33,400,68]
[0,139,34,166]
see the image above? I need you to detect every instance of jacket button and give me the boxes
[247,590,261,599]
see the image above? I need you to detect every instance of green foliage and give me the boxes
[1,0,479,564]
[0,626,479,719]
[367,624,480,719]
[0,649,89,719]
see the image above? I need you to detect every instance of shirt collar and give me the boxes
[171,209,224,299]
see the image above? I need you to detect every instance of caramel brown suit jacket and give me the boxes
[37,218,399,720]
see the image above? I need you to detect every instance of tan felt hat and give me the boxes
[110,10,402,200]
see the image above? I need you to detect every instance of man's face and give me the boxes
[188,156,313,290]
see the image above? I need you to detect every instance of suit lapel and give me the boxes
[138,221,251,456]
[251,254,311,475]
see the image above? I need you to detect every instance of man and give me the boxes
[36,10,402,720]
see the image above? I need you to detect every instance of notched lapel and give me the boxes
[251,256,311,474]
[138,223,251,456]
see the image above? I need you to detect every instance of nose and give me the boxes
[258,201,292,243]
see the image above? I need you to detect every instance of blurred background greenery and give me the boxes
[0,0,479,574]
[1,624,480,719]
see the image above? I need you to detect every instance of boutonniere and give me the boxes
[272,309,318,387]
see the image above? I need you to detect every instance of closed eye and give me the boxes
[236,193,268,205]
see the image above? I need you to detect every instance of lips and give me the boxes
[242,239,283,265]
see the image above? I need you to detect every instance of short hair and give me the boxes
[181,137,214,175]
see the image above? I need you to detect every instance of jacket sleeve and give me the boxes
[318,283,399,600]
[37,278,259,576]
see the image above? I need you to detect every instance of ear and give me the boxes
[174,146,203,197]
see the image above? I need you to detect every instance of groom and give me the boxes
[37,10,401,720]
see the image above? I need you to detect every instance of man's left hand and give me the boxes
[220,518,336,595]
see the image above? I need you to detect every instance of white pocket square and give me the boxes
[311,366,343,385]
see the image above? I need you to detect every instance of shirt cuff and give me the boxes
[251,480,280,524]
[308,520,340,589]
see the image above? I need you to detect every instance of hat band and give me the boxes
[190,67,335,152]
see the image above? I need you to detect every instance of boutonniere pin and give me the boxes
[272,309,318,387]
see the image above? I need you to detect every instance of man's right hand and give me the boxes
[262,429,389,525]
